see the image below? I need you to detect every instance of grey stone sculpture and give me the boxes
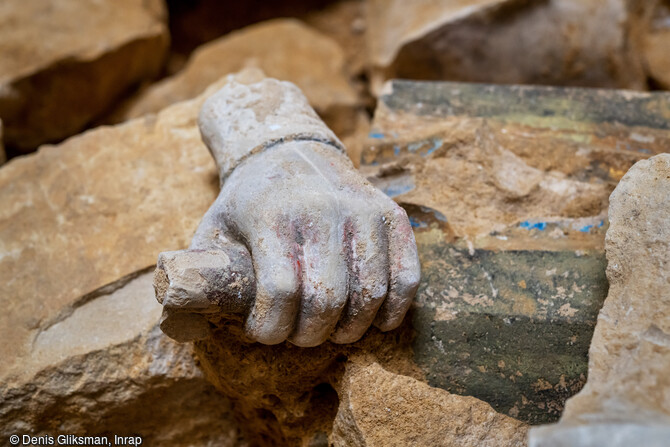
[154,79,420,347]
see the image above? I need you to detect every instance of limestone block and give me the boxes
[362,80,670,423]
[331,361,529,446]
[107,19,363,144]
[529,154,670,445]
[0,0,169,152]
[0,273,244,446]
[0,71,266,445]
[364,80,670,238]
[366,0,647,94]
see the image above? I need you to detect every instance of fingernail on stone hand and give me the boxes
[154,78,421,346]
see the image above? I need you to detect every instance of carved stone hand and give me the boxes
[155,79,420,347]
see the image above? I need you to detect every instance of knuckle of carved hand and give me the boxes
[391,202,409,219]
[261,271,299,300]
[395,268,421,294]
[306,287,345,313]
[369,278,389,301]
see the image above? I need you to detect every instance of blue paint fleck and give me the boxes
[424,138,443,156]
[394,145,400,156]
[578,224,593,233]
[383,184,414,197]
[409,216,427,229]
[579,220,604,232]
[520,221,547,231]
[418,206,448,222]
[408,142,423,152]
[369,132,385,139]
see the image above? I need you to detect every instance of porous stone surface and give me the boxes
[0,0,169,152]
[331,361,529,446]
[107,19,362,144]
[362,80,670,423]
[366,0,647,94]
[194,314,422,445]
[365,81,670,239]
[529,154,670,446]
[0,273,245,446]
[0,72,267,445]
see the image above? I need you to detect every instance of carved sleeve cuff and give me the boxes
[198,79,346,184]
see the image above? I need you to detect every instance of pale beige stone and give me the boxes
[0,71,266,445]
[108,19,361,141]
[332,361,529,446]
[367,0,646,94]
[0,0,169,151]
[529,154,670,446]
[0,272,244,446]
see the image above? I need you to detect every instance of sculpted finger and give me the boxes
[245,231,301,345]
[373,203,421,331]
[289,212,348,347]
[330,214,389,344]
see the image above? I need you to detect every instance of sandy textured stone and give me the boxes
[0,0,169,152]
[0,272,245,446]
[529,154,670,446]
[108,19,362,144]
[365,80,670,239]
[331,361,529,446]
[366,0,646,94]
[0,72,268,445]
[362,80,670,424]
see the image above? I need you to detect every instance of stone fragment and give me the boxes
[366,0,647,94]
[331,361,529,446]
[529,154,670,446]
[362,80,670,423]
[0,0,169,152]
[365,80,670,239]
[0,71,265,445]
[0,272,244,446]
[107,19,363,147]
[194,314,421,445]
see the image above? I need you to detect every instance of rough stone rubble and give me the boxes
[0,0,669,445]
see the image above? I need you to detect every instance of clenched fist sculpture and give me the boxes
[154,79,420,347]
